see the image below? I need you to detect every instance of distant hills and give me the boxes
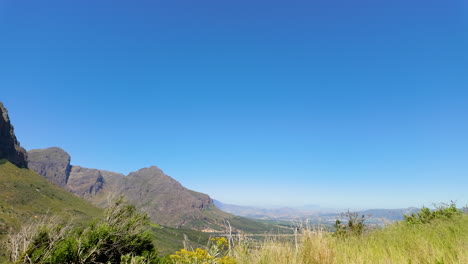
[214,200,419,225]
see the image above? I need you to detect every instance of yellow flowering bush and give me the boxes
[169,248,214,264]
[168,237,237,264]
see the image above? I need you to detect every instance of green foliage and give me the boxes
[333,210,367,237]
[149,225,212,256]
[404,202,462,225]
[0,161,102,230]
[7,197,160,264]
[121,254,158,264]
[230,214,468,263]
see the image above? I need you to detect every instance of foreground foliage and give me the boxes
[404,201,462,225]
[4,198,158,264]
[167,237,237,264]
[3,200,467,264]
[230,204,468,264]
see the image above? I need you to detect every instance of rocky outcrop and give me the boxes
[28,147,71,187]
[0,102,28,168]
[99,170,125,190]
[27,148,104,197]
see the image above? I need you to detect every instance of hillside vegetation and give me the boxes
[230,205,468,264]
[0,160,251,258]
[4,199,466,264]
[0,160,102,232]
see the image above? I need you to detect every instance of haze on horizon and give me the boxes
[1,0,467,209]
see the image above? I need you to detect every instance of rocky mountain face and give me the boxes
[0,102,28,168]
[120,166,214,227]
[27,148,105,197]
[28,147,71,187]
[68,166,105,197]
[27,148,218,228]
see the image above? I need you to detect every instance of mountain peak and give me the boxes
[138,165,163,173]
[0,102,28,168]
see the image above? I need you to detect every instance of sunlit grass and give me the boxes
[230,215,468,264]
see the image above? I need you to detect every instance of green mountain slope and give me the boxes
[0,160,102,232]
[0,160,216,257]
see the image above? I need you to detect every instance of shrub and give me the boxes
[167,237,237,264]
[333,209,367,237]
[5,197,159,264]
[404,202,462,225]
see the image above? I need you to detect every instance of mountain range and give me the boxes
[1,101,277,236]
[26,146,272,232]
[0,100,417,239]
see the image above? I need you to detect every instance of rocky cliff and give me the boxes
[68,166,104,196]
[28,147,71,187]
[0,102,28,168]
[27,148,104,197]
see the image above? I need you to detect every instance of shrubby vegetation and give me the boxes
[228,203,468,264]
[167,237,237,264]
[3,197,158,264]
[404,201,462,224]
[333,209,368,237]
[2,201,467,264]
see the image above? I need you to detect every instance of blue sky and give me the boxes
[1,0,467,209]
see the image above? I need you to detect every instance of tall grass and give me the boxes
[230,215,468,264]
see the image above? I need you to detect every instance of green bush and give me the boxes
[333,210,367,237]
[404,202,462,225]
[8,197,159,264]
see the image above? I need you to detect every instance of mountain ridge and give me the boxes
[27,147,274,232]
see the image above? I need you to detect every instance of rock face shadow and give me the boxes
[0,102,28,168]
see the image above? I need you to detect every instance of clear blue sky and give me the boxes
[1,0,467,209]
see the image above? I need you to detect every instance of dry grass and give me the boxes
[230,215,468,264]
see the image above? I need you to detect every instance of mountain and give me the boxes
[0,101,280,260]
[27,147,71,187]
[120,166,214,227]
[0,102,27,168]
[0,156,213,256]
[27,147,277,233]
